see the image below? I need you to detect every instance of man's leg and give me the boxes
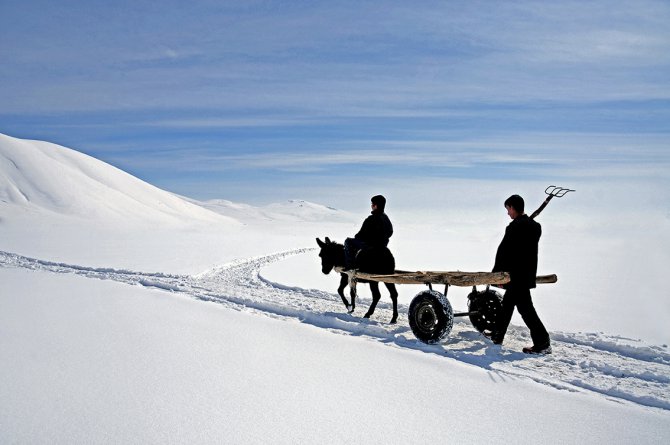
[344,238,365,269]
[491,288,516,344]
[515,288,550,347]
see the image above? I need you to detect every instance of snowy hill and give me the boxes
[0,133,238,227]
[0,133,355,228]
[0,134,354,272]
[0,133,668,443]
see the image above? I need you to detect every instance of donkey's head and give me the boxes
[316,237,344,274]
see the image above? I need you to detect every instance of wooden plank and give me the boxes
[334,267,557,287]
[363,270,510,286]
[536,274,558,284]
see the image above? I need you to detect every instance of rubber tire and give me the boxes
[408,290,454,344]
[467,287,503,333]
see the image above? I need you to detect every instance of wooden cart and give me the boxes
[337,266,557,344]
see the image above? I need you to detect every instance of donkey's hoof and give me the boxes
[347,306,355,314]
[390,318,398,324]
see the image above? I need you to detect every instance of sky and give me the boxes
[1,0,669,210]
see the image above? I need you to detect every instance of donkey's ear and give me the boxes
[316,238,326,248]
[325,237,331,244]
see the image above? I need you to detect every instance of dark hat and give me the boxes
[371,195,386,210]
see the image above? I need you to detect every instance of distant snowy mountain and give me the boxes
[195,198,358,223]
[264,200,356,222]
[0,133,355,227]
[0,133,238,226]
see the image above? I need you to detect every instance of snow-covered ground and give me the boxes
[1,133,669,444]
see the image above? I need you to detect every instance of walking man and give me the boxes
[489,194,551,354]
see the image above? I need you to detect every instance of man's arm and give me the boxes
[355,215,373,240]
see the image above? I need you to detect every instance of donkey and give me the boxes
[316,237,399,323]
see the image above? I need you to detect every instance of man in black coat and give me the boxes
[489,195,551,354]
[344,195,393,269]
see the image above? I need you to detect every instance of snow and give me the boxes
[1,133,669,443]
[194,198,358,224]
[0,133,237,227]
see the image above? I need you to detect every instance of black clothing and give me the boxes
[344,237,366,269]
[491,287,550,347]
[344,209,393,269]
[491,213,549,347]
[493,214,541,290]
[355,209,393,248]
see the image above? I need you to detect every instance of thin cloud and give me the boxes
[2,0,669,114]
[1,0,668,205]
[106,130,669,177]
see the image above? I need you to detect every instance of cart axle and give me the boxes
[454,311,476,317]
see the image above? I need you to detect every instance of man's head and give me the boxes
[504,194,524,219]
[371,194,386,212]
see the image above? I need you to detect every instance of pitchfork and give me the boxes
[530,185,575,220]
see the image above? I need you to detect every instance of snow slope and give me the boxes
[4,268,668,444]
[2,248,669,412]
[1,134,669,443]
[0,133,238,226]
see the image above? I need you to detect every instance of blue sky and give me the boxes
[1,0,669,210]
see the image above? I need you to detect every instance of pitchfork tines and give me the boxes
[529,185,575,219]
[545,185,575,198]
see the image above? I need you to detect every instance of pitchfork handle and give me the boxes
[530,195,553,220]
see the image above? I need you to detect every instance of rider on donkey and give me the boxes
[344,195,393,270]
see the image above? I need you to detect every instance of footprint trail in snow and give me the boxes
[2,248,669,412]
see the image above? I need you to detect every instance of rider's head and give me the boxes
[371,195,386,212]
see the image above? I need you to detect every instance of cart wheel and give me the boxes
[408,290,453,344]
[467,287,503,333]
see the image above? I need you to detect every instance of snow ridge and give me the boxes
[0,133,238,226]
[2,249,669,411]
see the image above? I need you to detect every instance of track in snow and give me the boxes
[2,248,669,412]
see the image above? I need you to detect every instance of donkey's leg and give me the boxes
[364,281,381,319]
[386,283,399,324]
[348,279,357,313]
[337,273,351,310]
